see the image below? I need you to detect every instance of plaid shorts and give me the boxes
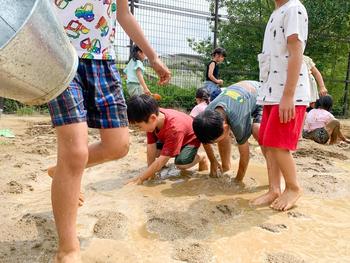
[48,59,128,128]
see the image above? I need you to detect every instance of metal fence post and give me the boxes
[342,51,350,117]
[129,0,135,58]
[213,0,219,48]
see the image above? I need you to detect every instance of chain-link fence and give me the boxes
[115,0,350,117]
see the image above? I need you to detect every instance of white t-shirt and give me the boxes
[257,0,309,105]
[54,0,117,60]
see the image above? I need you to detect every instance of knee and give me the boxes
[61,146,89,173]
[107,140,130,160]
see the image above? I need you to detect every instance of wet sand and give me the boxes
[0,115,350,263]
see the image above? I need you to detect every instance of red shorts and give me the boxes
[259,105,306,151]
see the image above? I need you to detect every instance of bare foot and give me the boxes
[250,190,280,207]
[48,166,85,207]
[270,187,302,211]
[54,250,82,263]
[198,157,209,171]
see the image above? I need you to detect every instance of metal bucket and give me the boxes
[0,0,78,105]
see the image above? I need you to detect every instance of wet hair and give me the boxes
[192,110,224,144]
[317,95,333,112]
[211,47,227,57]
[196,88,210,104]
[130,44,143,61]
[127,94,159,123]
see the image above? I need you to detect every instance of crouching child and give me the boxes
[127,95,208,184]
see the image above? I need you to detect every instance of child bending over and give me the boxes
[193,81,263,181]
[303,95,350,144]
[127,95,208,184]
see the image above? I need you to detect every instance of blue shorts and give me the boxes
[48,59,128,129]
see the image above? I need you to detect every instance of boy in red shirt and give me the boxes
[127,95,208,184]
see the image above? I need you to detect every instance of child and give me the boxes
[304,55,327,109]
[203,47,226,101]
[303,95,350,144]
[193,81,262,180]
[124,45,151,96]
[127,94,208,184]
[49,1,170,262]
[253,0,309,211]
[190,88,210,118]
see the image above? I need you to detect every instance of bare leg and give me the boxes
[250,146,282,206]
[52,123,88,263]
[270,147,302,211]
[176,152,209,171]
[217,135,232,172]
[48,127,129,206]
[325,119,350,144]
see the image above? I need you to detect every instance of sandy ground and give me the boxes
[0,115,350,263]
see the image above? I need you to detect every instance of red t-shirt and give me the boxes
[147,108,200,157]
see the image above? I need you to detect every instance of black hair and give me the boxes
[196,88,210,104]
[130,44,142,61]
[211,47,227,57]
[192,110,224,144]
[317,95,333,112]
[127,94,159,123]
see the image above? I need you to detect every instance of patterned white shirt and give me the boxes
[54,0,117,60]
[257,0,309,105]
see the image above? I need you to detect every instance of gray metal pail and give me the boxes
[0,0,78,105]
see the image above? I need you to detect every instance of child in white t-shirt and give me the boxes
[253,0,309,211]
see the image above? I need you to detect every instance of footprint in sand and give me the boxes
[172,242,215,263]
[258,223,287,233]
[301,174,349,198]
[266,252,305,263]
[287,211,309,219]
[146,199,242,241]
[0,213,57,263]
[146,213,211,241]
[93,211,128,240]
[5,180,23,194]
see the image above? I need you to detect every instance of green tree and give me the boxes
[189,0,350,115]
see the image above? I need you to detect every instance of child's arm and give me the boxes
[147,143,157,166]
[208,62,223,85]
[235,142,250,181]
[129,155,170,185]
[311,66,327,96]
[117,0,170,85]
[203,144,222,177]
[279,34,303,123]
[136,68,151,95]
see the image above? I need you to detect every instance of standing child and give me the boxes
[303,95,350,144]
[203,47,226,101]
[124,44,151,96]
[190,88,210,118]
[253,0,309,211]
[127,95,208,184]
[49,1,170,262]
[303,55,327,109]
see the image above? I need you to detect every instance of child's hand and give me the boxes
[279,95,295,123]
[217,79,224,85]
[126,176,144,185]
[144,88,151,95]
[209,160,223,178]
[149,57,171,85]
[319,87,328,97]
